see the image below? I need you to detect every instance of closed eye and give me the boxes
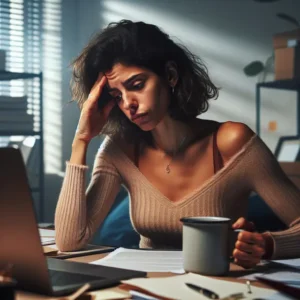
[113,94,122,102]
[109,80,144,102]
[131,81,144,90]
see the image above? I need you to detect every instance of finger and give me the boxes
[232,217,255,232]
[233,248,261,263]
[87,74,107,105]
[232,217,245,229]
[238,231,265,247]
[234,258,258,269]
[233,248,252,261]
[235,240,265,258]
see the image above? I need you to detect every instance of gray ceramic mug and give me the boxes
[180,216,241,276]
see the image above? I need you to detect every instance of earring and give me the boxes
[172,86,175,94]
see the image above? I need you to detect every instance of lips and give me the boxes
[131,112,148,121]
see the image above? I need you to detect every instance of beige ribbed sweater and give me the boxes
[55,135,300,259]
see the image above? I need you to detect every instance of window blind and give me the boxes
[0,0,42,127]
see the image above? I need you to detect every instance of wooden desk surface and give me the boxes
[16,252,273,300]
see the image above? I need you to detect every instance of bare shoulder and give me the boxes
[217,122,255,160]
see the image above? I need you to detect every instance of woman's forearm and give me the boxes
[70,136,89,165]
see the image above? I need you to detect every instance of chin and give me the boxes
[138,123,156,131]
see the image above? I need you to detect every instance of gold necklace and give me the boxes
[156,134,188,174]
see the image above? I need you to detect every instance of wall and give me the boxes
[95,0,299,151]
[43,0,299,221]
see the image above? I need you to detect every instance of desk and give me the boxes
[16,251,273,300]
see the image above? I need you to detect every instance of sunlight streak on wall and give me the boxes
[43,0,62,173]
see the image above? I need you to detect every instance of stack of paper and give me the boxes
[0,95,34,131]
[240,258,300,287]
[39,228,55,245]
[272,258,300,269]
[122,273,291,300]
[90,247,185,273]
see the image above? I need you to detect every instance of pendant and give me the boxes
[166,165,171,174]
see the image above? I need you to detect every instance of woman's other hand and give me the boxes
[232,217,267,269]
[74,74,115,144]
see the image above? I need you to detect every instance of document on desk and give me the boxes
[122,273,290,300]
[90,247,185,273]
[240,258,300,286]
[41,237,56,245]
[39,229,56,245]
[272,258,300,268]
[39,228,56,237]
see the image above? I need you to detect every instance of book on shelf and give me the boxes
[0,113,34,123]
[0,95,27,103]
[0,110,34,116]
[0,102,28,110]
[0,122,34,132]
[0,95,28,110]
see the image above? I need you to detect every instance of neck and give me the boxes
[151,115,191,154]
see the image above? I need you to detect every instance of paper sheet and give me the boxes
[38,228,56,237]
[272,258,300,268]
[90,247,185,273]
[87,287,130,300]
[43,244,114,255]
[240,270,300,286]
[41,237,56,245]
[240,258,300,286]
[122,273,291,300]
[39,229,56,245]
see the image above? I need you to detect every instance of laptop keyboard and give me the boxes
[49,269,103,287]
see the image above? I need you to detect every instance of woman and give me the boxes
[55,20,300,269]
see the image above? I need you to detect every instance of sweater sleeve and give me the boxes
[243,135,300,259]
[54,153,122,251]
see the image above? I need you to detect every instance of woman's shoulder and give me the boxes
[216,121,255,161]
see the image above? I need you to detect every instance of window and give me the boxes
[0,0,42,111]
[0,0,63,173]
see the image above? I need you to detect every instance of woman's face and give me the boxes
[105,63,171,131]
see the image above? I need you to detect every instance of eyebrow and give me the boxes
[107,73,144,92]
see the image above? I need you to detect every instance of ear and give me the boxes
[165,61,178,88]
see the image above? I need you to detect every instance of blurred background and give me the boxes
[0,0,299,245]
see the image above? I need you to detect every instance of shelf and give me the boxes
[257,79,300,91]
[0,70,44,222]
[0,71,41,81]
[0,131,41,136]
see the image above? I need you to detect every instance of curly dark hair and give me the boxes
[71,19,219,145]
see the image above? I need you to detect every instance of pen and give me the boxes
[185,282,219,299]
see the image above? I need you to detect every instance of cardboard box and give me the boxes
[273,29,300,80]
[275,46,300,80]
[273,29,300,49]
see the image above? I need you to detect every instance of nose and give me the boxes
[123,92,138,114]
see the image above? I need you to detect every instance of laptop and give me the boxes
[0,147,146,296]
